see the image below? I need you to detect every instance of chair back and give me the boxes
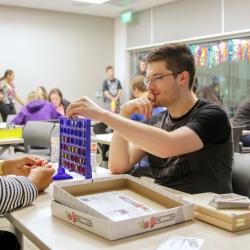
[23,121,55,153]
[232,153,250,198]
[6,114,17,123]
[232,126,245,153]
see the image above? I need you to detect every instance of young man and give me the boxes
[0,156,55,249]
[102,66,122,113]
[67,43,233,195]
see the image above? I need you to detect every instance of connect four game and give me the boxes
[57,116,92,179]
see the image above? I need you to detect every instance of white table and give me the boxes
[5,167,250,250]
[0,138,24,155]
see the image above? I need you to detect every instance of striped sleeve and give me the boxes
[0,176,38,214]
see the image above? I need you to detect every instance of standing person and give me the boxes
[232,95,250,146]
[67,43,233,195]
[0,70,25,122]
[209,76,223,104]
[102,66,122,114]
[36,86,48,100]
[49,88,70,116]
[0,155,55,249]
[12,91,61,125]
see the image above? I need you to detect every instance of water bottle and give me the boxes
[51,124,60,163]
[91,127,98,172]
[111,100,116,114]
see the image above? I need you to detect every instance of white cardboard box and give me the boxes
[52,175,194,240]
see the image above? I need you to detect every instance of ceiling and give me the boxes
[0,0,179,18]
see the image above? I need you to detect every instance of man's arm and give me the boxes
[113,89,122,103]
[66,97,203,174]
[104,90,115,101]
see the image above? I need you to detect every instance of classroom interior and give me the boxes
[1,0,250,249]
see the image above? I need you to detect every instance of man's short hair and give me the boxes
[130,76,147,92]
[146,43,196,89]
[106,66,113,72]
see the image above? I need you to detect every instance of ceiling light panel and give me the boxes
[74,0,109,4]
[104,0,139,6]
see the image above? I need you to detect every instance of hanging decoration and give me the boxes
[189,38,250,68]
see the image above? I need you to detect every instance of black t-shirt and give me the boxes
[102,78,122,103]
[232,95,250,130]
[142,99,233,194]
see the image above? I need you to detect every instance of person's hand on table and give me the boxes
[66,96,107,120]
[2,156,49,177]
[28,165,55,192]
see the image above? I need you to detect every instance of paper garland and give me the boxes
[190,38,250,68]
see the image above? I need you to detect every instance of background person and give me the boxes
[49,88,70,116]
[36,86,48,100]
[232,95,250,146]
[130,75,165,121]
[209,76,223,104]
[12,91,61,125]
[102,66,122,113]
[0,70,25,122]
[196,86,222,106]
[0,155,55,249]
[66,43,233,195]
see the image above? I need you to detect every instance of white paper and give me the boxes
[78,191,157,221]
[157,236,204,250]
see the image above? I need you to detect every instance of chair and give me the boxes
[232,153,250,198]
[0,121,55,161]
[6,114,17,123]
[232,126,245,153]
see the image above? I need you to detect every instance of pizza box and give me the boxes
[184,192,250,232]
[52,174,194,240]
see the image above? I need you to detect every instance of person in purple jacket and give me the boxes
[12,91,61,125]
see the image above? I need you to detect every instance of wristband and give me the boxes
[0,160,4,176]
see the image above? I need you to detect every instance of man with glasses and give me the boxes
[67,43,233,194]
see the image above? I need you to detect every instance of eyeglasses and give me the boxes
[143,72,182,87]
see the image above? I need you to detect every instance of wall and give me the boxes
[0,5,114,114]
[126,0,250,50]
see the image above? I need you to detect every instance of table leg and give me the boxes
[10,222,24,250]
[0,145,10,156]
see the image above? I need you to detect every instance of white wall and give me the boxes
[0,5,114,113]
[114,18,128,105]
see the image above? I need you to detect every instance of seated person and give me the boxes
[12,91,61,125]
[49,88,70,116]
[196,86,222,106]
[0,156,55,249]
[231,95,250,146]
[36,86,48,100]
[66,43,233,195]
[130,75,165,122]
[130,75,165,168]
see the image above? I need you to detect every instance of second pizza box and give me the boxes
[184,192,250,232]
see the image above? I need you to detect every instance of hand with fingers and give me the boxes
[28,165,55,192]
[66,96,107,120]
[121,95,155,118]
[2,156,49,177]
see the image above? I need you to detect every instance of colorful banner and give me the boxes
[190,38,250,68]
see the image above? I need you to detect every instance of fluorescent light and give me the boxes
[74,0,109,4]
